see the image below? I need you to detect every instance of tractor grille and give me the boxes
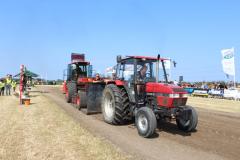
[172,88,185,93]
[173,98,187,107]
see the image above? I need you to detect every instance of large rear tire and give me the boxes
[101,84,128,125]
[135,107,157,138]
[176,106,198,132]
[66,82,76,103]
[120,88,131,121]
[65,90,71,103]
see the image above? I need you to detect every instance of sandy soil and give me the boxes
[0,90,131,160]
[38,85,240,160]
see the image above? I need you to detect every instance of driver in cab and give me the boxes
[137,64,148,82]
[136,65,148,99]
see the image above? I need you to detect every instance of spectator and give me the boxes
[94,73,102,81]
[0,79,5,96]
[5,75,12,96]
[12,80,17,92]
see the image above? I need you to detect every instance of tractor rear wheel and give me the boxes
[120,88,131,121]
[66,82,76,103]
[65,90,71,103]
[101,84,128,125]
[176,106,198,132]
[135,107,157,138]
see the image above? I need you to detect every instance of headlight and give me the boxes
[181,94,188,98]
[169,94,180,98]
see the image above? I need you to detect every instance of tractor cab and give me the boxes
[64,53,93,104]
[115,55,171,106]
[67,53,93,82]
[67,62,91,81]
[116,56,160,83]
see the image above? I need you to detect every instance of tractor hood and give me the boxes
[146,82,187,94]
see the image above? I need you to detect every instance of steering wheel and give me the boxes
[145,73,151,78]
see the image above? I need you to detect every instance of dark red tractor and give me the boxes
[63,53,94,112]
[98,55,198,138]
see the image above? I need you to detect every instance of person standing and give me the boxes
[11,80,17,92]
[5,75,12,96]
[0,79,5,96]
[94,73,102,81]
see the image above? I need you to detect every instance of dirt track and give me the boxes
[39,86,240,160]
[0,89,131,160]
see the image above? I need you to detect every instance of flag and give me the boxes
[221,48,235,76]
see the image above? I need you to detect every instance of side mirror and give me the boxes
[117,55,122,63]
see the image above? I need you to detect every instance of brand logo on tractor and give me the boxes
[224,53,233,59]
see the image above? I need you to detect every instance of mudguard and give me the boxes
[85,82,105,114]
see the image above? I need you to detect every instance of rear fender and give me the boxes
[115,80,124,86]
[77,77,89,83]
[106,80,135,103]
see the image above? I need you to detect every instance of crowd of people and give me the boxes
[181,82,232,90]
[0,74,17,96]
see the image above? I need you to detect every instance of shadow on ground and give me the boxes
[157,121,193,137]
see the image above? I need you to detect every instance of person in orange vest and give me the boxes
[5,74,12,96]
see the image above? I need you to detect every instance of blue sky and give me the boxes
[0,0,240,81]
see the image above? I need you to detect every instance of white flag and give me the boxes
[221,48,235,76]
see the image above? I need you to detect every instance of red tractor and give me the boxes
[98,55,198,138]
[63,53,94,112]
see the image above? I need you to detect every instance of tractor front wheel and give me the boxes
[176,106,198,132]
[135,107,157,138]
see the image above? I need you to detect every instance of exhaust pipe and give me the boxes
[156,54,160,83]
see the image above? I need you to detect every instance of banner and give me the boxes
[221,48,235,76]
